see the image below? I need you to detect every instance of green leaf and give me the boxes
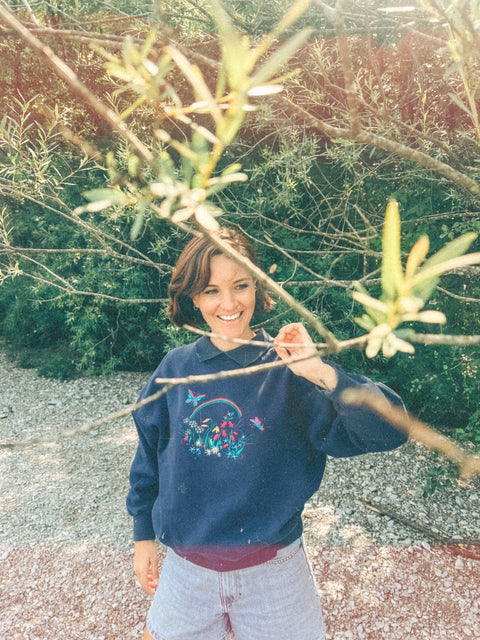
[130,209,145,240]
[165,46,222,124]
[354,314,376,331]
[140,29,158,59]
[405,235,429,279]
[206,0,249,90]
[412,232,478,301]
[83,188,127,205]
[249,27,313,87]
[246,0,312,70]
[221,163,243,176]
[351,290,388,325]
[381,199,404,302]
[420,232,477,270]
[448,92,472,116]
[410,252,480,295]
[205,172,248,196]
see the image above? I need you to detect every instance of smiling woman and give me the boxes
[127,227,408,640]
[191,254,256,350]
[167,227,274,333]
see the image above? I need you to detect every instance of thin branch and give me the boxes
[0,353,317,449]
[436,286,480,304]
[183,323,329,349]
[0,183,167,272]
[318,0,361,135]
[408,333,480,346]
[154,354,321,388]
[364,501,480,545]
[20,0,39,26]
[0,24,219,69]
[12,268,167,304]
[283,97,480,198]
[192,221,340,351]
[0,384,173,450]
[0,4,155,165]
[342,389,480,479]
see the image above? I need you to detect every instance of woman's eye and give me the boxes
[204,289,218,295]
[236,283,250,290]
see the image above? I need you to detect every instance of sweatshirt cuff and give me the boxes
[133,514,156,541]
[323,362,354,395]
[322,361,380,406]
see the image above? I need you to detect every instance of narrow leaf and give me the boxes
[130,210,145,240]
[83,188,127,205]
[195,204,221,231]
[74,200,113,214]
[412,232,478,300]
[140,29,158,59]
[247,0,312,70]
[405,235,429,279]
[381,199,403,302]
[221,163,243,176]
[448,92,472,116]
[165,46,221,124]
[249,27,313,87]
[410,252,480,291]
[247,84,284,96]
[206,0,248,90]
[420,232,477,271]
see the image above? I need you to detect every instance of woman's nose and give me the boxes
[220,291,236,309]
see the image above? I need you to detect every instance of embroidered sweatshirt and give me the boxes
[127,330,407,566]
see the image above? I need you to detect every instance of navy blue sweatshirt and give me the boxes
[127,329,407,569]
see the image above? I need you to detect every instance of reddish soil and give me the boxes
[1,543,478,639]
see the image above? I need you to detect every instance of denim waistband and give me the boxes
[173,537,302,572]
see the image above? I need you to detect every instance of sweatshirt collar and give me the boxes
[196,328,272,366]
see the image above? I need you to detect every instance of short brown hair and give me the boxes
[167,228,274,326]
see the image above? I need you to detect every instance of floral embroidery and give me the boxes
[182,393,265,459]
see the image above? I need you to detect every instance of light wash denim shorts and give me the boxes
[146,538,325,640]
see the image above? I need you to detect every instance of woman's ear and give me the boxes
[191,295,199,311]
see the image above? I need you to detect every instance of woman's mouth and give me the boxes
[218,312,242,322]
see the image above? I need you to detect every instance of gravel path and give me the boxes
[1,351,479,639]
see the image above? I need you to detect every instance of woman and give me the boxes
[127,228,407,640]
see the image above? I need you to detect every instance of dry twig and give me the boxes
[342,389,480,479]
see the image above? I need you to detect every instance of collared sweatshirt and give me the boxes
[127,329,407,570]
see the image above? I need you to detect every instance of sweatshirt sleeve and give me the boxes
[126,371,170,541]
[305,362,408,457]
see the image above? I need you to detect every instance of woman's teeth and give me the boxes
[219,313,241,321]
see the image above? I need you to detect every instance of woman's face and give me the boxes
[192,254,256,351]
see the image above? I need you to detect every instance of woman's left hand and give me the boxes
[274,323,338,391]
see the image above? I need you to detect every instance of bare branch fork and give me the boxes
[291,0,480,198]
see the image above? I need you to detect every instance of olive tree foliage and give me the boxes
[0,0,480,469]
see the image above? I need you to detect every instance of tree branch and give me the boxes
[364,500,480,545]
[283,98,480,198]
[342,389,480,478]
[0,4,155,165]
[192,221,341,351]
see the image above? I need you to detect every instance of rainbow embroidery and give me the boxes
[190,398,242,420]
[181,392,265,459]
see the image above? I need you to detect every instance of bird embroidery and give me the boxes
[250,417,264,431]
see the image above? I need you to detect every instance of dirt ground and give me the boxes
[1,542,479,640]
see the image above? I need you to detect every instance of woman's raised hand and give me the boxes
[274,323,338,391]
